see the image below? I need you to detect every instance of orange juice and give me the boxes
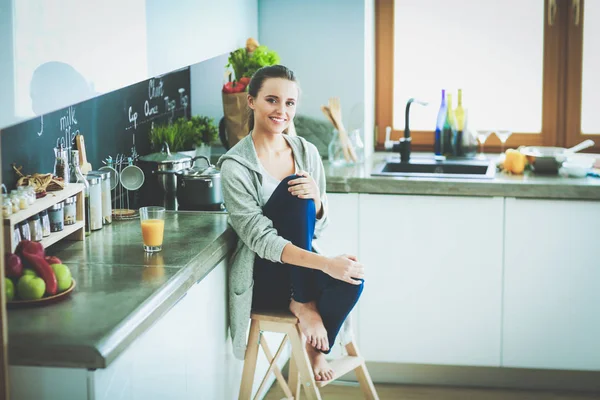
[141,219,164,246]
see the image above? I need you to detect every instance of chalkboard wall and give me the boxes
[1,67,191,190]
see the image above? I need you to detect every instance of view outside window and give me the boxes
[581,1,600,134]
[393,0,544,133]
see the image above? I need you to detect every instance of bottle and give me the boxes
[71,150,91,236]
[442,93,457,157]
[434,89,447,156]
[454,89,466,156]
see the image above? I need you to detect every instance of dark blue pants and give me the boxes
[253,175,364,353]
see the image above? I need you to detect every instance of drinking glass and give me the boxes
[476,130,493,159]
[495,130,513,154]
[139,206,165,253]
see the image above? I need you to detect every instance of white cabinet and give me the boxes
[502,198,600,371]
[314,193,360,258]
[357,194,504,366]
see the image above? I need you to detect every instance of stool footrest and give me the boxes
[317,355,364,388]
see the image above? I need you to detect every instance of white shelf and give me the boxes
[3,183,85,226]
[42,221,85,249]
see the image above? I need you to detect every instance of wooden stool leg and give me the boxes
[345,341,379,400]
[288,352,301,399]
[239,319,261,400]
[286,325,321,400]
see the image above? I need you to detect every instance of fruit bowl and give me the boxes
[7,279,76,308]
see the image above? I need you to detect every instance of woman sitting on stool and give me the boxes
[217,65,365,382]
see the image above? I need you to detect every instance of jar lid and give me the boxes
[50,202,64,210]
[139,143,191,164]
[64,196,77,204]
[28,214,40,221]
[85,175,100,185]
[39,209,48,216]
[87,170,110,180]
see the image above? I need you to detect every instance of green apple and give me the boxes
[51,264,72,292]
[22,268,37,277]
[17,275,45,300]
[4,278,14,301]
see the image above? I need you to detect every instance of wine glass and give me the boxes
[495,130,513,154]
[476,130,493,159]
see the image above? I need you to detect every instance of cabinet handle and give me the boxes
[572,0,581,26]
[548,0,557,26]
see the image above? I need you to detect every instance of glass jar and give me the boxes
[26,186,36,205]
[16,187,29,210]
[88,170,112,224]
[49,202,65,232]
[39,210,51,237]
[18,220,31,241]
[2,193,12,218]
[9,190,20,213]
[85,175,103,231]
[12,226,21,252]
[28,214,43,242]
[64,196,77,226]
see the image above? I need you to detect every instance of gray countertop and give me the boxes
[324,152,600,200]
[7,211,235,369]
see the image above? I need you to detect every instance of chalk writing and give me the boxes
[59,106,79,146]
[128,106,138,130]
[148,78,164,100]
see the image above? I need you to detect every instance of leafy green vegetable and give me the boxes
[226,44,281,83]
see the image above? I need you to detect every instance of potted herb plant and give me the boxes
[149,116,218,159]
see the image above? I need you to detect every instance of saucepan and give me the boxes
[155,156,223,209]
[520,139,595,174]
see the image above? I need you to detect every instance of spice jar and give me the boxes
[26,186,36,205]
[9,190,20,213]
[2,193,12,218]
[12,226,21,252]
[64,196,77,226]
[49,202,65,232]
[85,175,102,231]
[28,214,43,242]
[16,187,29,210]
[18,220,31,241]
[39,210,51,237]
[88,170,112,224]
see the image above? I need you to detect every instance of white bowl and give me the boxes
[565,155,595,169]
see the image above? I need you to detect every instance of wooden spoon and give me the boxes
[326,98,358,162]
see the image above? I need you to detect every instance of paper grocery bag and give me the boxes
[222,92,250,149]
[221,91,297,149]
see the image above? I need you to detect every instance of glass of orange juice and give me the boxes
[139,206,165,252]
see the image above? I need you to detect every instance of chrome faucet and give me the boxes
[385,98,428,163]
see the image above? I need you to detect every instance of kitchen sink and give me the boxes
[371,157,496,179]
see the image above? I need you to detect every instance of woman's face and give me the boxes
[249,77,298,135]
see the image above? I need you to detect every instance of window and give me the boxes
[376,0,599,152]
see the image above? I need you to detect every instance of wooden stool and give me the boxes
[239,311,379,400]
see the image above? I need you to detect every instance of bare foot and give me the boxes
[289,299,329,351]
[306,343,335,381]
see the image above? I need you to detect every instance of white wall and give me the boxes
[0,0,258,130]
[258,0,375,156]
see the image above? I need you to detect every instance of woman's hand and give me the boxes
[288,171,322,215]
[323,254,364,285]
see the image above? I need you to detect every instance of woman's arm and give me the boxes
[281,243,364,285]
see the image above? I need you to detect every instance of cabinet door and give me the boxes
[358,194,503,366]
[313,193,359,257]
[503,198,600,371]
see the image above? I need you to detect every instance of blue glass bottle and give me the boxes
[434,89,446,156]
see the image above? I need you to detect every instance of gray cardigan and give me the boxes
[217,133,330,360]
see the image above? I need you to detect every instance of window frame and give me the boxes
[375,0,597,153]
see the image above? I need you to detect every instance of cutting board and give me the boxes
[76,135,92,174]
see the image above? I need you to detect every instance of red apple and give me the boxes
[45,255,62,265]
[5,253,23,279]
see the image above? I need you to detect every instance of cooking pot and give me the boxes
[520,139,595,174]
[155,156,223,209]
[137,142,203,193]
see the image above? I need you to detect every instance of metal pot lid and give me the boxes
[139,142,192,164]
[179,166,221,178]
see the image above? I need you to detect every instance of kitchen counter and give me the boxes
[324,152,600,200]
[7,211,236,369]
